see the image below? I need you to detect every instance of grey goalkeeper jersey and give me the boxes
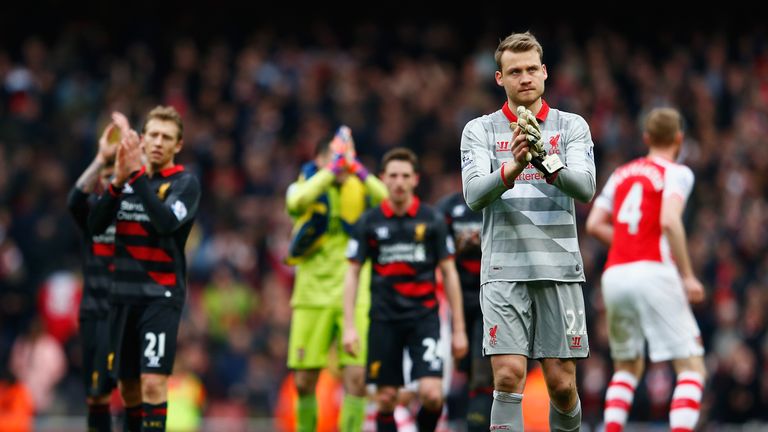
[461,101,596,285]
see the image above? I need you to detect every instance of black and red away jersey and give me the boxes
[67,187,113,318]
[436,192,482,311]
[88,165,200,307]
[347,196,454,321]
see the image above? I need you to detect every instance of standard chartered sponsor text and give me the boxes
[117,211,150,222]
[379,243,426,264]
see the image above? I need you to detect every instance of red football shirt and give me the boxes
[594,156,694,269]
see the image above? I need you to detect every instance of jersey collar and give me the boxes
[381,196,420,218]
[157,165,185,177]
[501,100,550,123]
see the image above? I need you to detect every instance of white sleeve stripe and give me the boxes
[664,164,694,201]
[594,195,612,212]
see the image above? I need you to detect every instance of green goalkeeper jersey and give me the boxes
[286,166,387,307]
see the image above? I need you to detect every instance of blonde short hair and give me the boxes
[644,107,682,146]
[495,32,544,70]
[143,105,183,140]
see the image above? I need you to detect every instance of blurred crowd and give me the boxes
[1,16,768,430]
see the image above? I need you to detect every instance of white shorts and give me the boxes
[601,261,704,362]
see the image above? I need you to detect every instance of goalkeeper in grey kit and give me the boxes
[460,32,596,431]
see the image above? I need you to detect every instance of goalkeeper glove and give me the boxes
[326,152,347,175]
[347,158,369,181]
[516,106,563,178]
[330,125,353,154]
[326,124,354,175]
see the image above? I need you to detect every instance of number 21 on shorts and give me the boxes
[144,332,166,368]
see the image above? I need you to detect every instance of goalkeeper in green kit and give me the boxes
[285,126,387,431]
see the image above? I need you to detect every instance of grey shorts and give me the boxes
[481,280,589,359]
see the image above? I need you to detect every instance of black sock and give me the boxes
[141,402,167,431]
[88,403,112,432]
[124,405,142,432]
[467,387,494,432]
[417,404,442,432]
[376,410,398,432]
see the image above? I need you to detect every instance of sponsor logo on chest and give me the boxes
[117,200,150,222]
[379,242,426,264]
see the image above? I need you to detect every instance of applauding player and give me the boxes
[460,31,596,431]
[285,126,387,432]
[67,120,120,432]
[89,107,200,432]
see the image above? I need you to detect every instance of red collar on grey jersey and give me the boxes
[501,100,551,123]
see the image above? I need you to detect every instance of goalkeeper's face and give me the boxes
[495,49,547,107]
[381,160,419,206]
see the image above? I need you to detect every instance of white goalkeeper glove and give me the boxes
[515,106,563,178]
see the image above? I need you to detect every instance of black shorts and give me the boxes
[457,304,484,374]
[80,316,116,397]
[366,313,443,387]
[457,304,494,389]
[109,302,181,379]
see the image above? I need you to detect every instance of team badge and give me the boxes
[461,150,474,170]
[157,182,171,200]
[172,200,188,221]
[414,223,426,241]
[489,325,498,347]
[369,361,381,379]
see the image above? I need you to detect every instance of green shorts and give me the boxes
[288,306,369,369]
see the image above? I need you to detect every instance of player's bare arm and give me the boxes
[586,206,613,247]
[438,258,468,360]
[661,195,705,303]
[342,260,362,357]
